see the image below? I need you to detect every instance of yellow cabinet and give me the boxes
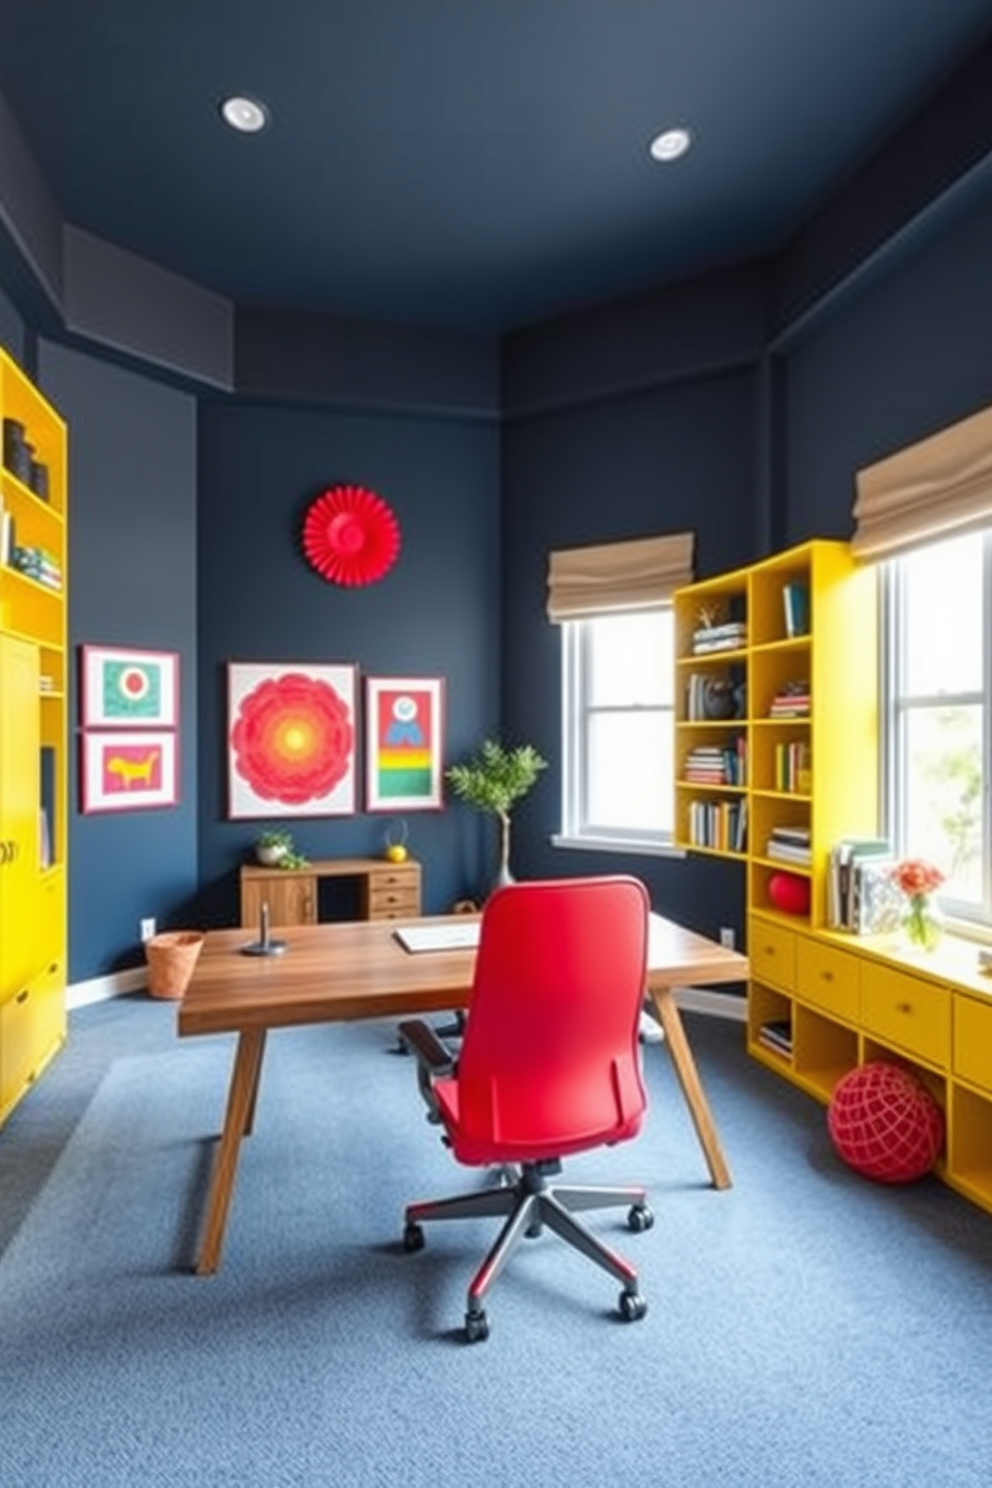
[953,993,992,1094]
[860,961,950,1068]
[748,915,796,992]
[0,349,68,1127]
[0,634,40,993]
[795,936,860,1023]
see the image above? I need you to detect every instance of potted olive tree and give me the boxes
[445,738,548,891]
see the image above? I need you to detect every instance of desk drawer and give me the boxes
[749,918,796,993]
[367,867,421,893]
[367,889,421,919]
[861,962,950,1067]
[796,938,860,1022]
[954,994,992,1094]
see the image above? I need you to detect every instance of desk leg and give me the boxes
[194,1028,267,1275]
[649,987,732,1190]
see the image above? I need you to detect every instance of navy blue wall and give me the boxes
[499,367,758,941]
[194,399,501,927]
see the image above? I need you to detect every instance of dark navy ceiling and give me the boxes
[2,0,992,333]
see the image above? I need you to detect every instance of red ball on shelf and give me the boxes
[767,870,811,916]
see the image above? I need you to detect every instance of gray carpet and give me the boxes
[2,1002,992,1487]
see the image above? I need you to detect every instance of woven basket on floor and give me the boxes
[145,931,205,1000]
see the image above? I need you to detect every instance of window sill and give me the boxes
[551,833,686,860]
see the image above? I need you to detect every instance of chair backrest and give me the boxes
[452,875,650,1161]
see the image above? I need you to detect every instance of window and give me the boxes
[884,529,990,924]
[559,608,675,851]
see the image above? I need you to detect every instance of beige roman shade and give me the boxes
[546,532,694,622]
[852,402,992,561]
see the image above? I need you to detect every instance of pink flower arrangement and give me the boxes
[891,858,946,898]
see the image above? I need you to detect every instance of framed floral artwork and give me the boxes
[365,675,445,811]
[81,730,178,813]
[81,645,179,729]
[228,661,358,819]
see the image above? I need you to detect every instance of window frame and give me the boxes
[554,607,681,858]
[882,531,992,929]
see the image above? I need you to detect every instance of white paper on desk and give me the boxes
[393,922,481,954]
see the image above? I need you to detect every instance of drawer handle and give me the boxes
[763,945,776,957]
[896,1001,913,1014]
[16,988,29,1004]
[820,970,834,983]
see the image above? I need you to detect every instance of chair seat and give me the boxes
[435,1072,645,1166]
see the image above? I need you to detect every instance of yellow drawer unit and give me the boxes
[953,993,992,1095]
[861,961,950,1068]
[0,960,66,1121]
[796,937,860,1023]
[748,917,796,993]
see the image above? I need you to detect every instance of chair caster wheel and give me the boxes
[619,1289,648,1322]
[464,1308,490,1343]
[628,1202,654,1232]
[403,1220,425,1252]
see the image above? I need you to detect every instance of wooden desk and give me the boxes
[179,912,748,1274]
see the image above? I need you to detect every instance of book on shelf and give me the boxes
[826,839,892,930]
[782,582,809,639]
[766,824,811,865]
[854,859,903,935]
[774,740,812,793]
[768,684,810,718]
[692,620,748,654]
[757,1019,793,1056]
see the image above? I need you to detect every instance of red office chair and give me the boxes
[398,875,654,1342]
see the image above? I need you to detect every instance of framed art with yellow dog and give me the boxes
[81,729,178,812]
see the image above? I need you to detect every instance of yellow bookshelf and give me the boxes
[677,537,992,1219]
[0,348,68,1124]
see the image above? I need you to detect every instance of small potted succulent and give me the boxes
[255,828,308,869]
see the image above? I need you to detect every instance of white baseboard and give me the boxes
[67,968,147,1010]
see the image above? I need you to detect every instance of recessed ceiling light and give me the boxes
[220,96,269,134]
[649,127,692,163]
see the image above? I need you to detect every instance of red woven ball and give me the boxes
[827,1061,944,1183]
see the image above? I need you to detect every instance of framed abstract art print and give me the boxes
[81,645,179,729]
[227,661,358,819]
[365,675,444,811]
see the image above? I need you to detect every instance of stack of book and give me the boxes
[682,738,746,786]
[765,825,811,865]
[768,680,810,718]
[757,1019,793,1058]
[11,544,62,590]
[826,839,900,933]
[692,620,747,654]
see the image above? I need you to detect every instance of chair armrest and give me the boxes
[397,1019,456,1076]
[397,1019,456,1124]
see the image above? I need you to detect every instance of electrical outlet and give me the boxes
[140,917,157,943]
[719,926,736,950]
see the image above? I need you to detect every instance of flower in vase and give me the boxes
[890,857,946,951]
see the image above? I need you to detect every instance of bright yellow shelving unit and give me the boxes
[0,347,68,1124]
[676,538,992,1219]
